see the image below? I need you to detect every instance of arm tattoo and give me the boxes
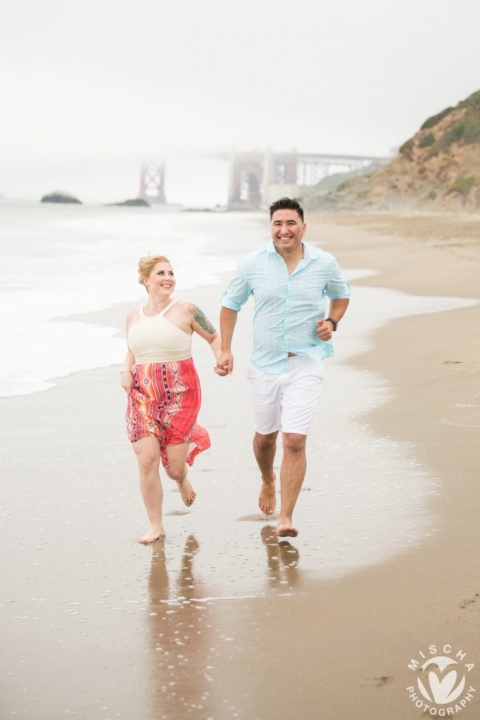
[191,305,216,334]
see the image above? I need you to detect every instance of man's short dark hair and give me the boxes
[269,197,304,222]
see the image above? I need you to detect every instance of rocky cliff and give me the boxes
[305,89,480,212]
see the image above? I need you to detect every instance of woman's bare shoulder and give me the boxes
[185,301,207,320]
[126,307,140,326]
[171,299,194,316]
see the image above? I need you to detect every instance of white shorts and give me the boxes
[247,356,324,435]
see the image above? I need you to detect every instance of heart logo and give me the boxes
[418,657,466,704]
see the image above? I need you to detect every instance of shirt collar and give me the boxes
[267,240,311,261]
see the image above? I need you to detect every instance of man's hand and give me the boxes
[215,350,234,376]
[316,319,334,341]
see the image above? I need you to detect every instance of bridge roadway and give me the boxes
[138,149,391,206]
[209,149,390,164]
[225,148,390,208]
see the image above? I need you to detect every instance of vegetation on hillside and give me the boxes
[305,89,480,212]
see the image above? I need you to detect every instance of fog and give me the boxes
[1,0,480,202]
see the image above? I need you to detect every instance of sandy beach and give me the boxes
[2,211,480,720]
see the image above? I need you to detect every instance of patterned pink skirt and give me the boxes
[125,358,211,468]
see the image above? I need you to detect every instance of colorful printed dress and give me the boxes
[125,300,210,467]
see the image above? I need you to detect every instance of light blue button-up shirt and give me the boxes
[221,241,351,374]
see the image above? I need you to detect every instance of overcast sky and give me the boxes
[1,0,480,201]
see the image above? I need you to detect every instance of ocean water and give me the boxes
[0,201,263,397]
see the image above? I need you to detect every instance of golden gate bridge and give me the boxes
[138,148,390,208]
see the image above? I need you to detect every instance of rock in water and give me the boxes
[108,198,150,207]
[41,191,82,204]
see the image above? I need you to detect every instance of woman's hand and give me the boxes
[214,360,229,377]
[120,370,135,392]
[215,350,234,375]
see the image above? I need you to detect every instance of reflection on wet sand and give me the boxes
[146,535,218,720]
[261,525,301,589]
[144,528,304,719]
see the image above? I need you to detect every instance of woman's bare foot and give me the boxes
[259,473,276,515]
[176,477,196,507]
[184,534,200,556]
[276,521,298,538]
[139,525,166,544]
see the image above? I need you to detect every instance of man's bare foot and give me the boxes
[139,525,166,544]
[259,473,276,515]
[176,477,196,507]
[276,522,298,538]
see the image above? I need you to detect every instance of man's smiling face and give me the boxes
[270,209,306,254]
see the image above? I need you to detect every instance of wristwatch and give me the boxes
[325,317,338,331]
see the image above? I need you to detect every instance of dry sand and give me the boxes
[1,211,479,719]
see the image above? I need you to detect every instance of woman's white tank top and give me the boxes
[128,299,192,363]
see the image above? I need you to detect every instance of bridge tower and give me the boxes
[228,152,264,209]
[138,161,166,204]
[261,149,301,208]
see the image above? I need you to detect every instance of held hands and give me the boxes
[215,324,333,375]
[316,319,334,341]
[214,350,234,376]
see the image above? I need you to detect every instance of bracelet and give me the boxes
[325,317,338,331]
[120,370,133,374]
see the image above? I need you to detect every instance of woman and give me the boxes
[121,255,226,543]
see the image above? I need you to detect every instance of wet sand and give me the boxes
[2,211,480,719]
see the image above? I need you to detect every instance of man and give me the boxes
[216,197,350,538]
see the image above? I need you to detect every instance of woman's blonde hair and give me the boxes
[138,255,172,290]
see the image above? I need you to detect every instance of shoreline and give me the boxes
[2,211,480,719]
[220,210,480,717]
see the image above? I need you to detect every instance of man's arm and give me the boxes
[217,253,252,375]
[316,298,350,340]
[215,307,238,375]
